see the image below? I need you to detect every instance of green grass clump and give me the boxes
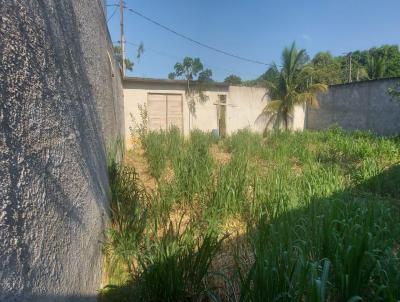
[224,128,263,157]
[134,224,225,301]
[142,131,168,181]
[141,127,184,182]
[206,152,251,220]
[104,155,148,281]
[101,227,225,302]
[240,196,400,301]
[172,130,214,203]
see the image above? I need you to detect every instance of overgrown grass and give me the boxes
[135,225,225,301]
[240,194,400,301]
[101,128,400,301]
[103,143,148,283]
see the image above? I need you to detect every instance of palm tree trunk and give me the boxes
[284,111,288,130]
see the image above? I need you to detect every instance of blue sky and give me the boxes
[107,0,400,82]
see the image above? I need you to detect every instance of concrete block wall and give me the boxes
[0,1,123,301]
[306,78,400,135]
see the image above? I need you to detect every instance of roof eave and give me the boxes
[123,76,229,88]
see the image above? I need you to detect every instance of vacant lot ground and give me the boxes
[101,128,400,301]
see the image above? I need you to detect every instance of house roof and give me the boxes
[123,76,229,88]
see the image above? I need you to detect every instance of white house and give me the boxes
[123,77,305,148]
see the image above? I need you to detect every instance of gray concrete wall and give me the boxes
[0,1,124,301]
[306,78,400,135]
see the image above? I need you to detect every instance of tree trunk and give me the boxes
[284,111,288,130]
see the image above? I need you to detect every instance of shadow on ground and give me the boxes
[99,165,400,301]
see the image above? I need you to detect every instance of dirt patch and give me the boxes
[210,144,231,165]
[249,157,269,177]
[291,157,303,176]
[167,203,193,235]
[124,143,157,194]
[162,160,175,184]
[210,217,251,300]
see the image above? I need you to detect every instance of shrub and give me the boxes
[104,157,148,277]
[135,224,225,301]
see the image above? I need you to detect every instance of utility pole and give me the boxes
[348,52,352,83]
[120,0,125,77]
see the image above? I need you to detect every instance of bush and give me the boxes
[135,225,225,301]
[104,156,148,278]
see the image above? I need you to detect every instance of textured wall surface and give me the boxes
[0,1,124,301]
[306,78,400,135]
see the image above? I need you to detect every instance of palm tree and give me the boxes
[366,53,386,80]
[262,42,328,130]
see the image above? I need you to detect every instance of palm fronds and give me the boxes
[262,43,328,130]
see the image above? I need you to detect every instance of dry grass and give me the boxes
[124,144,157,193]
[210,144,232,165]
[291,157,303,176]
[209,219,252,301]
[162,160,175,184]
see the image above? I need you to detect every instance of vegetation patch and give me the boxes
[101,128,400,301]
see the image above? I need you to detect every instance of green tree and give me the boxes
[224,74,242,85]
[342,45,400,81]
[113,43,144,72]
[307,52,343,85]
[388,82,400,102]
[168,57,213,83]
[250,44,400,86]
[366,45,400,78]
[258,65,280,86]
[244,65,280,87]
[262,42,328,130]
[366,52,386,80]
[114,46,133,70]
[168,57,213,130]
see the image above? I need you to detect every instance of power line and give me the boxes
[123,40,262,79]
[108,4,272,66]
[107,6,118,23]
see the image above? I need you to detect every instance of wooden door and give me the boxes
[148,94,167,131]
[167,94,183,132]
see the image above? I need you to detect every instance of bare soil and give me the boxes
[209,144,231,165]
[124,143,157,193]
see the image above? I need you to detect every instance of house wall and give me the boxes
[226,86,269,134]
[293,105,306,131]
[0,1,124,301]
[123,81,269,148]
[306,78,400,135]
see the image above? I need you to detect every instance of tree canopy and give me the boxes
[114,46,134,71]
[388,82,400,102]
[168,57,213,125]
[249,44,400,87]
[262,42,328,130]
[113,43,144,72]
[168,57,213,82]
[224,74,242,85]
